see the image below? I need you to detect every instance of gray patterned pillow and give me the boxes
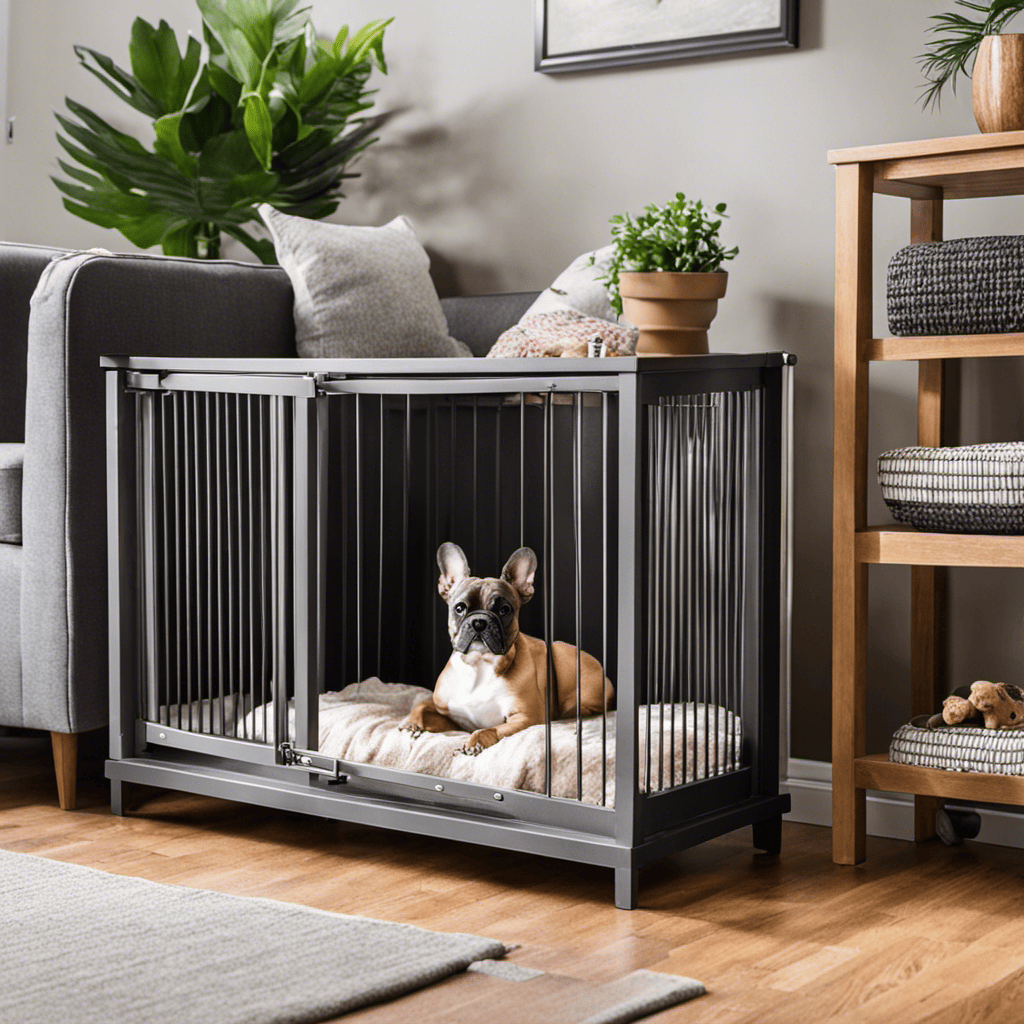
[259,205,470,359]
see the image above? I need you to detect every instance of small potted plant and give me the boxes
[920,0,1024,132]
[596,193,738,356]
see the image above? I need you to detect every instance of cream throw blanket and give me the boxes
[161,678,742,806]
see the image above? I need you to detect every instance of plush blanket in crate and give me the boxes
[160,678,742,806]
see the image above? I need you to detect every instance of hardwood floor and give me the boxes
[5,733,1024,1022]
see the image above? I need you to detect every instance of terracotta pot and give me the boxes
[973,34,1024,133]
[618,271,728,356]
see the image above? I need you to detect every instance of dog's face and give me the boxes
[437,542,537,656]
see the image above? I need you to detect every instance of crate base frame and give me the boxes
[107,752,789,909]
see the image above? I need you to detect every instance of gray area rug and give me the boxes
[2,849,506,1024]
[1,849,705,1024]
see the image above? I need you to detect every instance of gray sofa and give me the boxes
[0,241,536,808]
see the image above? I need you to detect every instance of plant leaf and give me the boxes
[154,113,197,175]
[243,94,274,169]
[73,45,165,119]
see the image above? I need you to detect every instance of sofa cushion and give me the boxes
[0,443,23,544]
[259,205,470,359]
[523,245,620,323]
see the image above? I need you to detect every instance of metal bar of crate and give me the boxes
[106,370,137,765]
[573,393,583,801]
[402,395,411,682]
[318,376,622,396]
[542,392,553,798]
[140,394,158,722]
[192,394,203,736]
[355,394,363,684]
[601,393,609,805]
[293,395,325,753]
[614,373,642,896]
[274,397,289,755]
[377,396,384,679]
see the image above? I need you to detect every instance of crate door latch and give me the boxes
[279,742,348,783]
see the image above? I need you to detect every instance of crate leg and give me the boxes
[753,814,783,855]
[614,866,638,910]
[110,779,129,817]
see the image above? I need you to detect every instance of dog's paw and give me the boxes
[397,721,423,739]
[457,728,498,756]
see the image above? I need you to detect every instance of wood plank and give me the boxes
[856,527,1024,567]
[867,334,1024,361]
[910,198,945,845]
[828,130,1024,165]
[855,754,1024,804]
[832,162,873,866]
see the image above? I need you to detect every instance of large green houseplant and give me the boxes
[53,0,392,262]
[597,193,738,356]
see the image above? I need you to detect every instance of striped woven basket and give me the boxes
[891,716,1024,775]
[878,441,1024,534]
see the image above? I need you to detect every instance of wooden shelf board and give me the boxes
[830,133,1024,200]
[855,753,1024,805]
[867,334,1024,361]
[829,130,1024,165]
[856,526,1024,567]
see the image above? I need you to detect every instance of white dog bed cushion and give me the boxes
[160,679,742,806]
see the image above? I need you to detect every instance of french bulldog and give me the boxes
[398,542,614,755]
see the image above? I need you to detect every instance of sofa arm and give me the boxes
[20,252,296,733]
[0,243,68,444]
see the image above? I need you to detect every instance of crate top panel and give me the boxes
[828,131,1024,200]
[100,353,795,376]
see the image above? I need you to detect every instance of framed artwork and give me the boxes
[535,0,799,74]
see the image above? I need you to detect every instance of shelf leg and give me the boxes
[910,199,946,844]
[832,162,873,866]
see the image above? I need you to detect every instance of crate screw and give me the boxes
[158,732,166,740]
[493,792,503,801]
[434,784,444,792]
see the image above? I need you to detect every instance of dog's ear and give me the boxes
[438,543,470,602]
[501,547,537,604]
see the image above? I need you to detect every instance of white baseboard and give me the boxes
[782,757,1024,849]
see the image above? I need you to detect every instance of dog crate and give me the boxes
[104,352,793,909]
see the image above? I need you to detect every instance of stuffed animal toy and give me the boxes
[941,680,1024,729]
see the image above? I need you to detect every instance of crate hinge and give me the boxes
[126,371,164,391]
[279,741,348,783]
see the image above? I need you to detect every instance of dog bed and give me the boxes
[157,678,742,806]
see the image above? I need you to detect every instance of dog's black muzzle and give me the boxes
[453,611,507,655]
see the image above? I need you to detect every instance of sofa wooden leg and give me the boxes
[50,732,79,811]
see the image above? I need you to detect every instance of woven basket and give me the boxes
[891,716,1024,775]
[887,235,1024,336]
[878,441,1024,533]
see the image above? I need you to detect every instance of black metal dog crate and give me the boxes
[104,353,793,909]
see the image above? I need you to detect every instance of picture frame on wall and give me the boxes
[535,0,799,74]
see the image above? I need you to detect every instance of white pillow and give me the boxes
[259,205,470,358]
[524,245,619,323]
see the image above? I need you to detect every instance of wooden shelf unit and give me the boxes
[830,132,1024,865]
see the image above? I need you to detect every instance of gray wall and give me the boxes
[4,0,1024,761]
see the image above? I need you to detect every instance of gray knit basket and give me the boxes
[887,235,1024,336]
[891,716,1024,775]
[879,441,1024,534]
